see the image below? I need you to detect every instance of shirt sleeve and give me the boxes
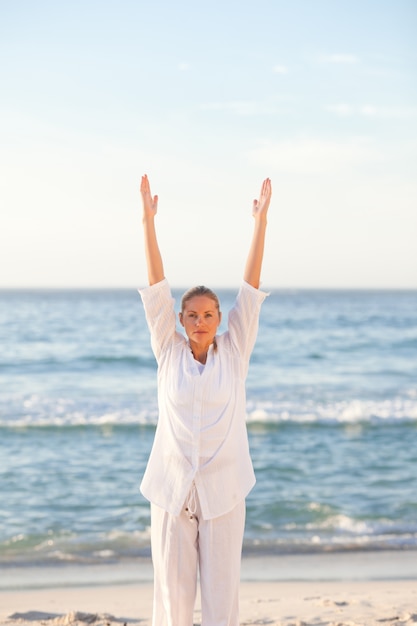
[227,281,269,370]
[138,278,177,363]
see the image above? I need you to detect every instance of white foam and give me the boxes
[246,396,417,424]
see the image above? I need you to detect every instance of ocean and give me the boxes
[1,287,417,570]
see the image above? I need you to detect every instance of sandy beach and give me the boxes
[1,553,416,626]
[1,580,417,626]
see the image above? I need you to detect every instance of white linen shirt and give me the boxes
[139,278,268,520]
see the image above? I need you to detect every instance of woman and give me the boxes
[139,174,271,626]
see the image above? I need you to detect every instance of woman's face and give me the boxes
[179,295,222,348]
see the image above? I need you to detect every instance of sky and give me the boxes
[1,0,416,289]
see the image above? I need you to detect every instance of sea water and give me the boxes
[1,288,416,567]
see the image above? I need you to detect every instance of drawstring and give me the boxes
[185,482,197,521]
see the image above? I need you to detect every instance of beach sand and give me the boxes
[1,553,416,626]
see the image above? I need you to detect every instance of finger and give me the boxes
[143,174,152,190]
[140,175,149,194]
[263,178,271,197]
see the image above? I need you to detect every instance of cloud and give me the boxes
[325,104,353,116]
[326,104,417,119]
[200,100,280,116]
[178,62,190,71]
[272,64,289,75]
[358,105,417,118]
[319,53,359,64]
[246,137,382,174]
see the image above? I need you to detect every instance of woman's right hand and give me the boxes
[141,174,158,219]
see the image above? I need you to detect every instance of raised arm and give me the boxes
[140,174,165,285]
[243,178,272,289]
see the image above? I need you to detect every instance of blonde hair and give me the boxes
[181,285,221,314]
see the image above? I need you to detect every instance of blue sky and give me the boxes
[1,0,416,288]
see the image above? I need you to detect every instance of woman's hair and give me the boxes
[180,285,221,314]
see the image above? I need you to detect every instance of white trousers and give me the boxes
[150,487,246,626]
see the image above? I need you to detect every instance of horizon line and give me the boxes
[1,284,416,292]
